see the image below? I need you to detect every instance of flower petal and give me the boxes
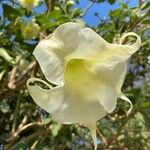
[51,58,107,124]
[78,32,141,113]
[33,47,64,85]
[87,123,97,150]
[53,86,106,124]
[65,27,108,61]
[119,32,141,54]
[33,22,83,85]
[69,31,141,60]
[84,61,127,113]
[26,78,63,114]
[119,93,133,116]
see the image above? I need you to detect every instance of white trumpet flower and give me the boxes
[27,22,141,150]
[19,0,39,10]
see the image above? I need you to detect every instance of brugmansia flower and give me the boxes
[21,21,40,39]
[27,22,141,150]
[19,0,39,10]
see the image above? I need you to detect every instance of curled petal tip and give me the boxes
[26,22,141,150]
[27,77,52,88]
[119,32,141,55]
[119,93,133,116]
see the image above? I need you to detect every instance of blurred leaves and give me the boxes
[0,100,10,113]
[0,47,14,64]
[0,0,149,150]
[2,4,25,21]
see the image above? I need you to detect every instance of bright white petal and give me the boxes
[66,28,108,59]
[53,87,106,124]
[119,32,141,54]
[87,124,97,150]
[71,31,141,60]
[52,58,107,124]
[33,22,83,85]
[85,61,127,113]
[27,78,64,114]
[77,32,141,113]
[34,47,64,85]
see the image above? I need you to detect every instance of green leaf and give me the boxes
[141,19,150,24]
[49,10,63,19]
[12,141,28,150]
[0,70,6,81]
[0,37,9,45]
[43,117,51,125]
[108,0,116,5]
[2,4,24,21]
[42,22,59,30]
[0,47,14,63]
[110,9,122,17]
[72,8,82,18]
[141,102,150,108]
[141,1,150,10]
[97,0,105,2]
[0,100,10,113]
[36,14,50,24]
[36,10,63,25]
[51,123,62,137]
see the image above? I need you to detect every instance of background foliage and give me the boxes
[0,0,149,149]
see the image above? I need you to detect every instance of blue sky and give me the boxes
[74,0,138,26]
[0,0,138,26]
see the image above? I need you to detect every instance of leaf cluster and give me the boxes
[0,0,149,149]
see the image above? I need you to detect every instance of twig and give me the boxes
[7,120,43,150]
[46,0,55,16]
[17,115,28,129]
[17,61,37,82]
[30,140,39,150]
[40,32,47,38]
[13,122,43,138]
[139,0,145,7]
[80,1,94,17]
[8,65,17,89]
[11,96,22,136]
[5,128,50,150]
[0,61,37,100]
[96,127,108,146]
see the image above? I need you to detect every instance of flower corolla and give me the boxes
[27,22,141,150]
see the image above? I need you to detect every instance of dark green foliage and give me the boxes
[0,0,149,150]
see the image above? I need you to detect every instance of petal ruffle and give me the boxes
[54,59,107,123]
[119,32,141,55]
[27,23,141,150]
[53,86,106,124]
[27,78,64,114]
[76,32,141,113]
[27,77,106,150]
[85,60,128,113]
[33,46,64,85]
[27,77,107,124]
[33,22,83,85]
[34,21,141,89]
[66,27,108,59]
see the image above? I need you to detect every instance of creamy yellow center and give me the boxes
[65,59,99,98]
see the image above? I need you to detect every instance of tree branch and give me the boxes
[80,1,94,17]
[46,0,55,16]
[96,127,108,146]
